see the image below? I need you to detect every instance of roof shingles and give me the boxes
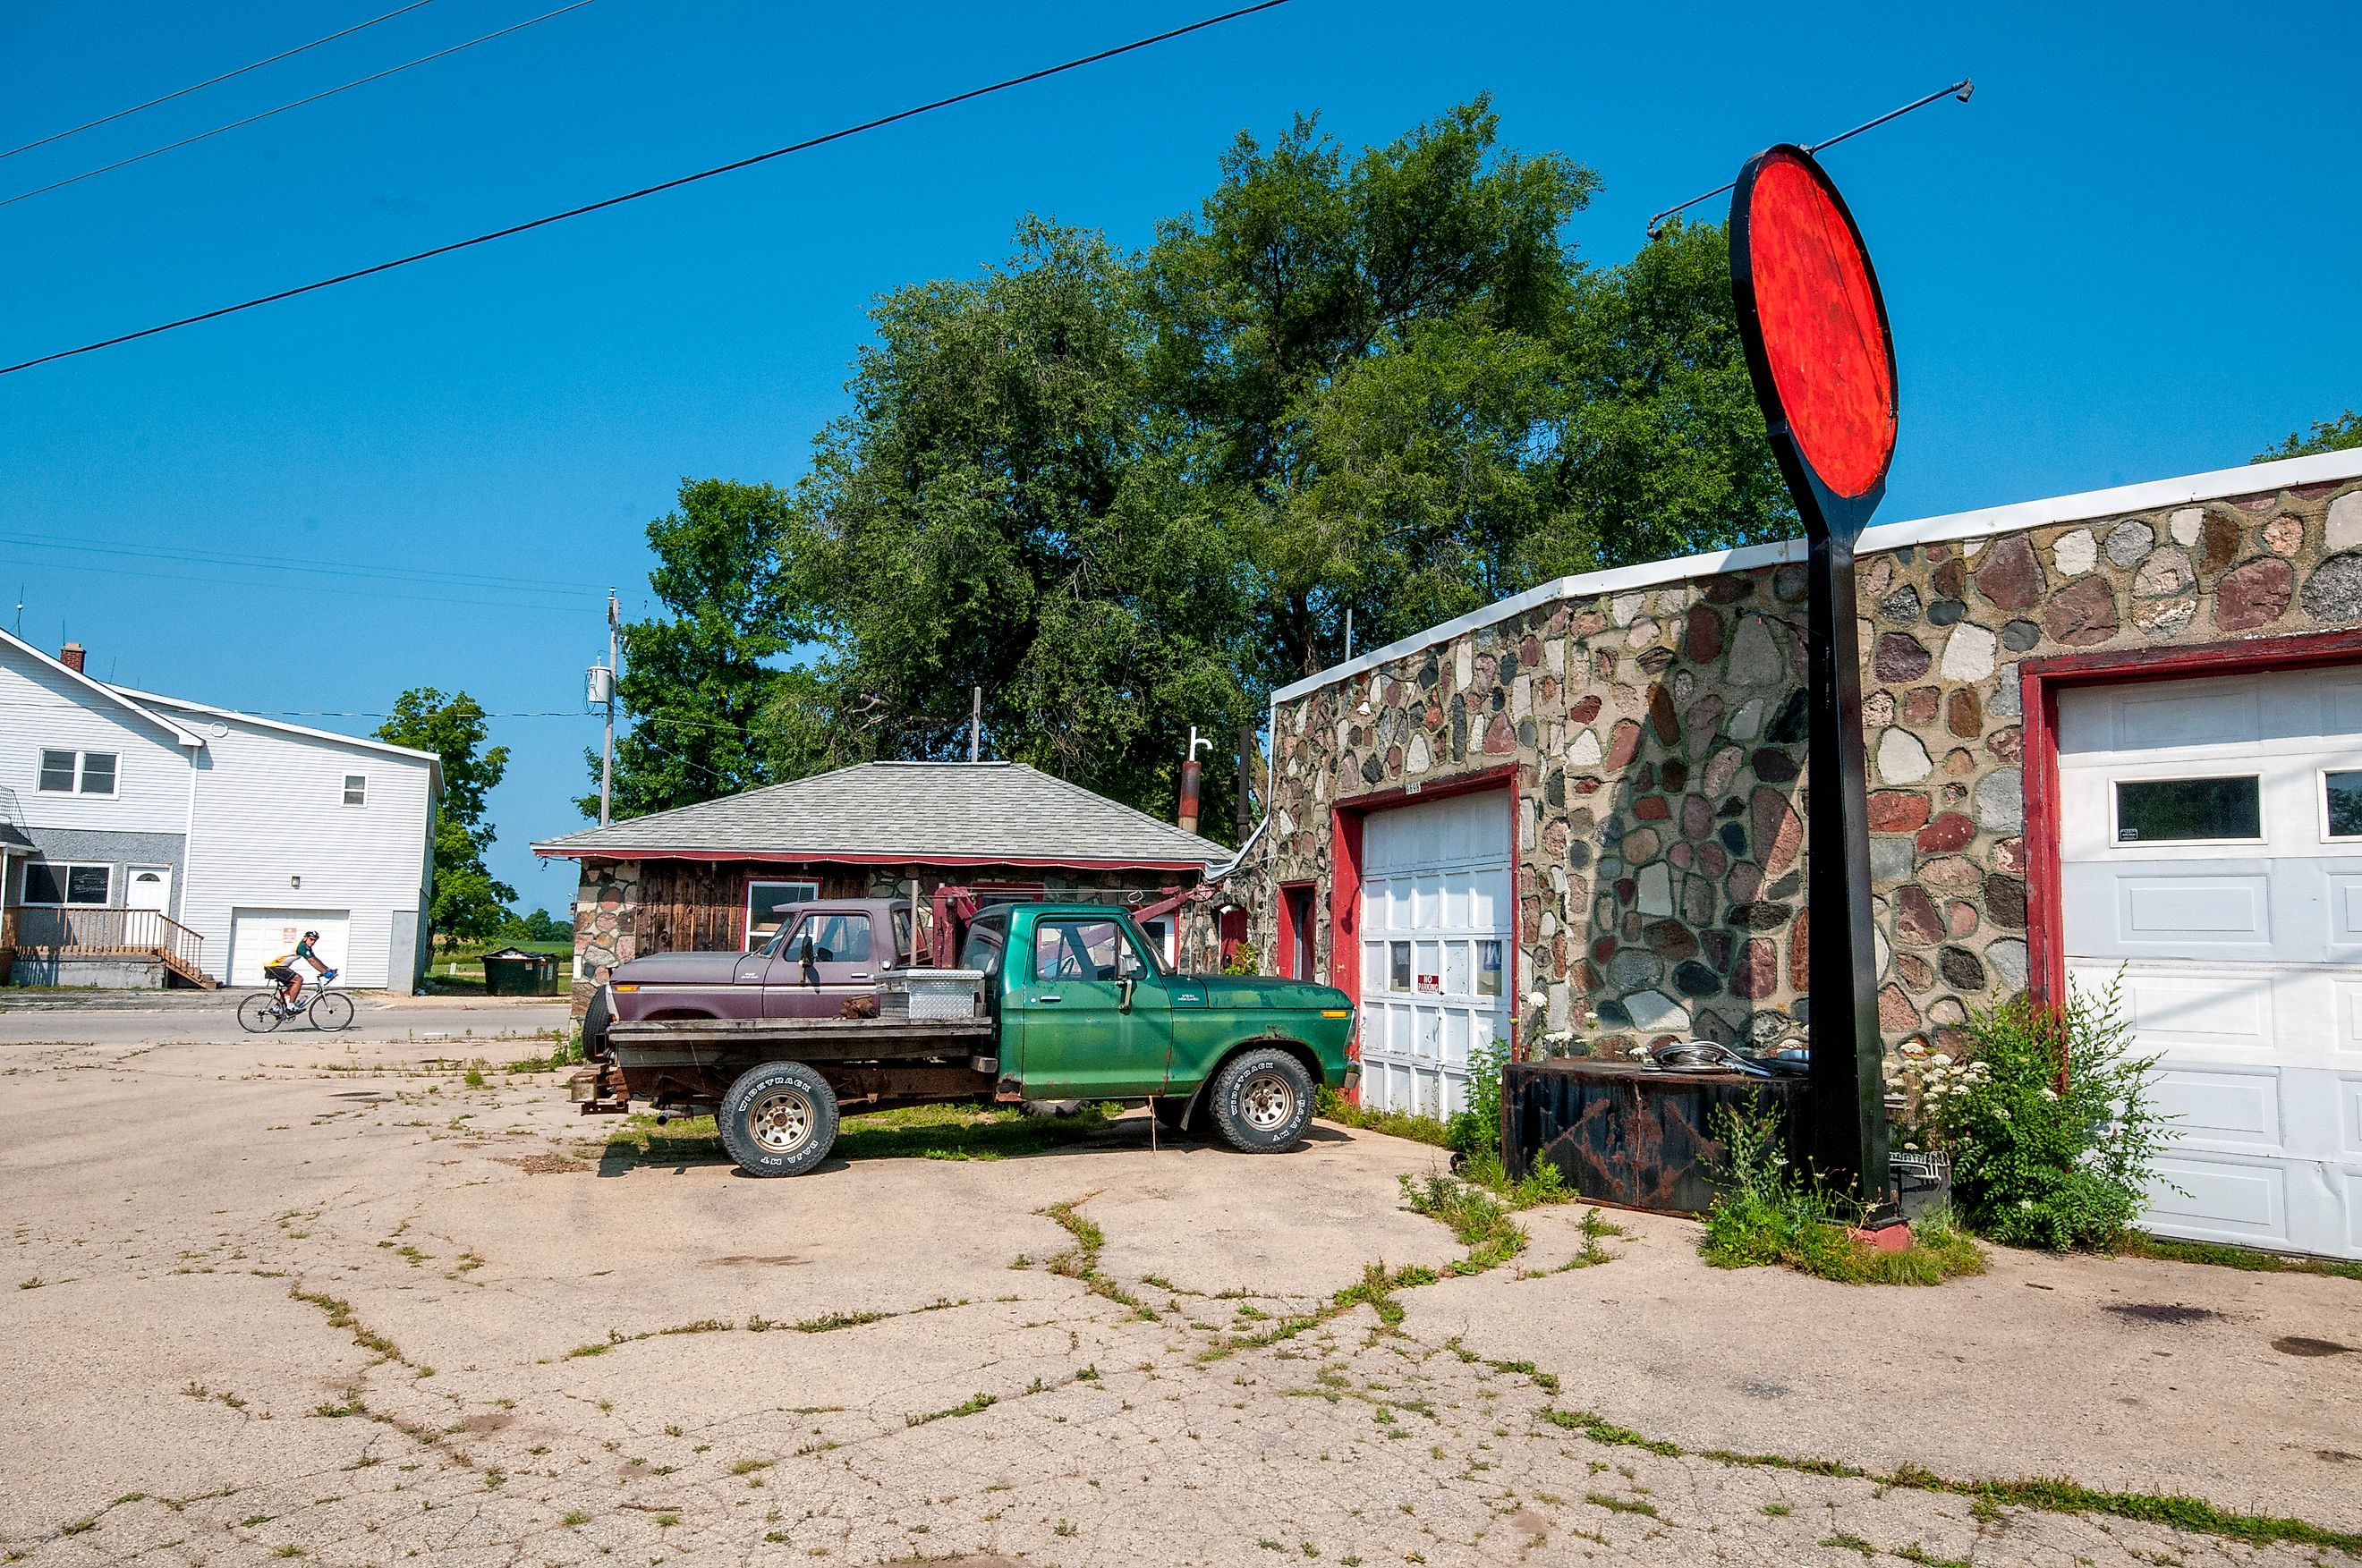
[532,761,1228,869]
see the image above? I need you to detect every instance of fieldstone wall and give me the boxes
[1251,473,2362,1065]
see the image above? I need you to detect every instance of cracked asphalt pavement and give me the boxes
[3,1004,2358,1566]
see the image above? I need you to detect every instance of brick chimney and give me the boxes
[60,641,86,674]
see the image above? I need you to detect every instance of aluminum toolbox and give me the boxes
[881,969,988,1022]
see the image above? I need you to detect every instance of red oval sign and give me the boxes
[1741,148,1896,501]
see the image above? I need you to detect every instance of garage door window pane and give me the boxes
[2328,771,2362,838]
[2115,777,2260,843]
[1476,941,1503,997]
[1389,942,1411,993]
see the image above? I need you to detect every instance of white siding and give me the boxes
[0,652,191,837]
[166,708,437,992]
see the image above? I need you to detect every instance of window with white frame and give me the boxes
[343,774,368,807]
[744,879,819,950]
[38,749,117,795]
[22,861,112,905]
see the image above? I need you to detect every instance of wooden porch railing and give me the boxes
[2,906,214,985]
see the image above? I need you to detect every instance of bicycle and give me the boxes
[236,970,353,1032]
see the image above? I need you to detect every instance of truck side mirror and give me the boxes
[798,934,817,967]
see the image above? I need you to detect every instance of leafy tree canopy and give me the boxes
[2254,409,2362,462]
[595,99,1789,835]
[378,688,515,943]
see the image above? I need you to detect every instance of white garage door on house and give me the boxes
[2059,665,2362,1260]
[1358,791,1513,1120]
[229,909,353,987]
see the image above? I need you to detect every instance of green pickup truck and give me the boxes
[573,902,1356,1177]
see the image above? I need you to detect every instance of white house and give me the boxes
[0,630,439,991]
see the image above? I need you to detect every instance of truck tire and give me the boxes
[581,987,613,1061]
[1207,1047,1314,1154]
[718,1061,839,1178]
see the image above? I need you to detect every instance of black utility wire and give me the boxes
[1,0,599,210]
[0,0,1292,378]
[1,0,441,161]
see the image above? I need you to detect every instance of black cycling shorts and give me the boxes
[263,964,298,984]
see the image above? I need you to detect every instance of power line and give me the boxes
[0,0,599,211]
[0,0,441,162]
[1644,78,1975,238]
[0,0,1293,378]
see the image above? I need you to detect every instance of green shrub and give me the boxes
[1444,1038,1509,1159]
[1699,1104,1984,1286]
[1940,979,2171,1252]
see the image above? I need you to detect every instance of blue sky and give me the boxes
[4,0,2357,916]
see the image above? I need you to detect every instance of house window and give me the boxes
[23,862,112,905]
[2326,770,2362,839]
[2115,776,2261,843]
[343,775,368,807]
[38,750,116,794]
[743,878,818,951]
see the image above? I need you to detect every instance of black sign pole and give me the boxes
[1729,147,1894,1208]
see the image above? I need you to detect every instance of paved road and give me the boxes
[1,1024,2356,1566]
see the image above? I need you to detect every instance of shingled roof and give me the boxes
[531,761,1230,870]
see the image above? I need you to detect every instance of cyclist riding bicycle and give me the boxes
[263,931,336,1015]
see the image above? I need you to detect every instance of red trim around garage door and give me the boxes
[1328,763,1524,1089]
[2018,627,2362,1004]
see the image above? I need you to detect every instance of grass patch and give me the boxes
[1314,1087,1455,1148]
[1038,1193,1149,1314]
[835,1100,1110,1163]
[1699,1106,1984,1285]
[600,1100,1114,1168]
[791,1309,891,1334]
[2112,1232,2362,1283]
[1397,1165,1570,1276]
[905,1392,996,1428]
[1536,1409,2362,1554]
[1585,1492,1658,1518]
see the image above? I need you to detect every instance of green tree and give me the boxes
[599,102,1793,832]
[1143,97,1599,683]
[378,689,514,944]
[768,222,1254,832]
[592,479,799,818]
[2254,409,2362,462]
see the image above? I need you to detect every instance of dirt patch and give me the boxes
[461,1411,515,1434]
[2103,1302,2228,1326]
[2271,1335,2356,1358]
[493,1153,590,1174]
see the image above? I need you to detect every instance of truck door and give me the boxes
[762,911,881,1019]
[1015,915,1170,1098]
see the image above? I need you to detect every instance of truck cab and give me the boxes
[956,903,1354,1106]
[605,898,913,1024]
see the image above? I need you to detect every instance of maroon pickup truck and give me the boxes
[599,898,913,1031]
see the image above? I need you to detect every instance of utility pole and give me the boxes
[587,590,619,826]
[968,686,981,763]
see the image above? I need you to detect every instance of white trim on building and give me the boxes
[1275,448,2362,706]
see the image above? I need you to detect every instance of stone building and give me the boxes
[1241,450,2362,1259]
[534,760,1229,1013]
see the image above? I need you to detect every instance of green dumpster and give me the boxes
[481,946,558,996]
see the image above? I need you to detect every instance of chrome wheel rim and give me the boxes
[1240,1071,1296,1132]
[749,1089,813,1154]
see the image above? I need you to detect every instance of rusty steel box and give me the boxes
[1503,1058,1809,1216]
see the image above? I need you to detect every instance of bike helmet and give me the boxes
[303,928,320,938]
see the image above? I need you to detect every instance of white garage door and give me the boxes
[229,909,353,987]
[2059,666,2362,1259]
[1358,791,1512,1120]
